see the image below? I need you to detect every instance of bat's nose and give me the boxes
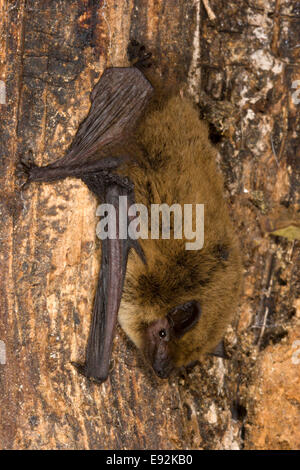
[153,361,173,379]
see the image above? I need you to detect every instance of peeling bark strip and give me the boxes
[0,80,5,104]
[0,0,299,450]
[0,341,6,365]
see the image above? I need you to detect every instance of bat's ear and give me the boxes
[209,340,228,359]
[167,301,201,339]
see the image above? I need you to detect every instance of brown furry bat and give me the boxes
[18,40,242,382]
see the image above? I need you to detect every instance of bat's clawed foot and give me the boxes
[16,150,38,189]
[127,39,152,69]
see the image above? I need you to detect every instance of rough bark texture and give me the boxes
[0,0,299,450]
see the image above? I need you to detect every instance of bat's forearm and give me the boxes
[28,164,78,182]
[27,155,130,184]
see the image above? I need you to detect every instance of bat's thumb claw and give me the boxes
[71,361,87,377]
[130,239,147,265]
[71,361,107,384]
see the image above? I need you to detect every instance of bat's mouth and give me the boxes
[153,365,174,379]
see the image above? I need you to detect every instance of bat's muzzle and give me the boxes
[153,362,174,379]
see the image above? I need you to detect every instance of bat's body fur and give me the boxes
[19,40,242,381]
[118,95,242,367]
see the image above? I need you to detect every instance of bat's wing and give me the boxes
[73,177,145,383]
[22,66,153,184]
[48,67,153,169]
[74,189,126,383]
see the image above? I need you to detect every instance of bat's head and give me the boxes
[144,301,201,379]
[119,235,241,379]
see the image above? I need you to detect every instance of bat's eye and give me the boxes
[159,329,167,338]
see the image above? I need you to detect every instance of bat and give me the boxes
[18,40,242,383]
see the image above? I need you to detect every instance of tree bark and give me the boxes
[0,0,299,450]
